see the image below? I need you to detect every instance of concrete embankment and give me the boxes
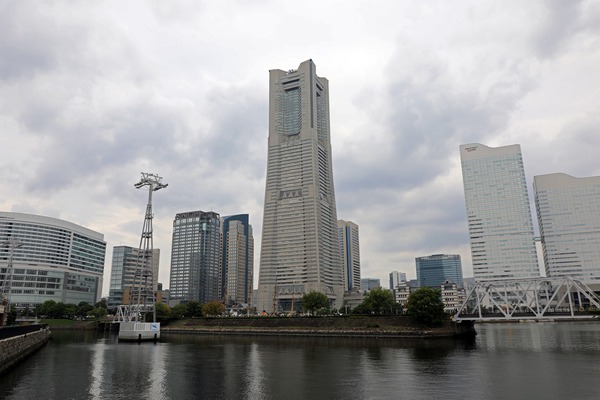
[161,316,475,339]
[0,325,51,376]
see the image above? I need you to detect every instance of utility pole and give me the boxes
[2,237,23,323]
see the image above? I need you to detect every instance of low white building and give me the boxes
[441,280,466,313]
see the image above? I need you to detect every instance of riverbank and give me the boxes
[0,325,51,376]
[38,315,474,338]
[161,316,469,338]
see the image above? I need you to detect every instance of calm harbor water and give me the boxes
[2,322,600,399]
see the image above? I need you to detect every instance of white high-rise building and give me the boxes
[534,173,600,282]
[459,143,539,281]
[338,220,361,292]
[257,60,343,313]
[389,271,406,290]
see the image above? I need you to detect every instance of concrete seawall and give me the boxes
[0,327,51,376]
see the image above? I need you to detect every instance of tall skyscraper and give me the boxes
[338,220,361,292]
[415,254,463,288]
[534,173,600,282]
[169,211,221,304]
[460,143,539,281]
[389,271,407,290]
[108,246,160,309]
[257,60,343,313]
[221,214,254,305]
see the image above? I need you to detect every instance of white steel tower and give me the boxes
[117,172,167,341]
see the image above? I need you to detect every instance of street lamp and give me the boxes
[2,238,23,317]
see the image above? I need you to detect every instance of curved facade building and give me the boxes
[0,212,106,310]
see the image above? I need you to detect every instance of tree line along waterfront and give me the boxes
[3,287,450,331]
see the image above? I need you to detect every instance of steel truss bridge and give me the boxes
[453,277,600,322]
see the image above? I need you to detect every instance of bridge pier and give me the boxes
[453,320,477,338]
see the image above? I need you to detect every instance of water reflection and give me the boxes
[2,324,600,399]
[88,339,106,399]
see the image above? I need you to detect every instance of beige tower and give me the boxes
[256,60,343,313]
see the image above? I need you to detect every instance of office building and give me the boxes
[338,220,361,292]
[0,212,106,310]
[361,278,380,292]
[389,271,407,290]
[460,143,539,281]
[169,211,221,304]
[416,254,463,288]
[440,280,466,313]
[108,246,160,309]
[393,282,412,307]
[257,60,343,312]
[534,173,600,282]
[221,214,254,305]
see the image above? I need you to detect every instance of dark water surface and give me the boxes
[2,322,600,399]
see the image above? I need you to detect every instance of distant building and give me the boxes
[440,280,466,313]
[361,278,380,292]
[169,211,221,304]
[393,282,412,308]
[257,59,343,312]
[534,173,600,282]
[338,220,361,292]
[108,246,160,309]
[156,283,169,305]
[221,214,254,305]
[389,271,407,290]
[0,212,106,310]
[460,143,540,281]
[342,290,364,312]
[416,254,463,288]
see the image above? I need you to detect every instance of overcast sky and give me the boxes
[1,0,599,296]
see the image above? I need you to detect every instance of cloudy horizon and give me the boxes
[1,1,599,296]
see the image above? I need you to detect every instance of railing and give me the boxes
[453,276,600,322]
[0,324,49,340]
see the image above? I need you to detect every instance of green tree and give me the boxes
[361,287,396,314]
[302,291,329,315]
[90,307,108,319]
[185,301,203,318]
[94,299,108,310]
[202,301,225,316]
[39,300,57,317]
[170,303,187,319]
[77,301,94,319]
[406,287,446,327]
[154,303,171,322]
[6,305,17,325]
[64,303,77,320]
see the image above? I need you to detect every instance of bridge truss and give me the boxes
[453,276,600,322]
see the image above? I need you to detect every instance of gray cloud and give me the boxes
[1,1,599,288]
